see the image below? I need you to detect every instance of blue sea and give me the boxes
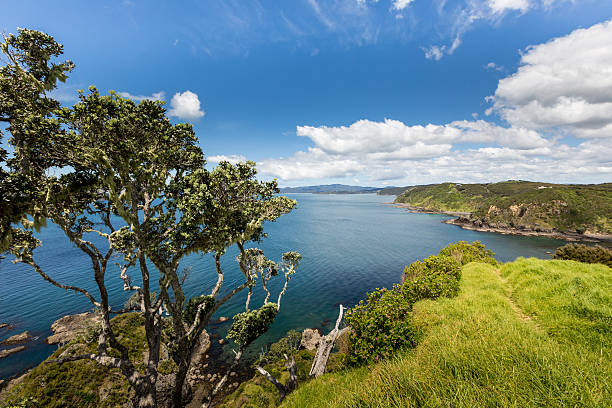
[0,193,566,379]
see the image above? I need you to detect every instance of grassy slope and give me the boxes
[394,181,612,234]
[282,259,612,407]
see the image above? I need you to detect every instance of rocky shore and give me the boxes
[445,216,612,243]
[387,203,612,243]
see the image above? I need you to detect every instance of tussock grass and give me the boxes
[282,261,612,407]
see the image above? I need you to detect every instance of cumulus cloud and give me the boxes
[257,117,561,183]
[168,91,205,120]
[207,154,247,164]
[490,19,612,138]
[118,91,165,101]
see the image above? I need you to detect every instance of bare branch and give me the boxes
[27,260,100,307]
[309,305,345,378]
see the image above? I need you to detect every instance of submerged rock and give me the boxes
[0,323,11,329]
[0,331,31,345]
[300,328,322,351]
[47,312,102,344]
[0,346,26,359]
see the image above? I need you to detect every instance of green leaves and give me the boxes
[227,303,279,347]
[183,295,216,325]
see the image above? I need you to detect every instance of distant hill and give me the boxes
[394,180,612,238]
[377,185,414,196]
[280,184,383,194]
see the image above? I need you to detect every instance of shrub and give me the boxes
[438,240,497,266]
[260,330,302,364]
[553,243,612,267]
[401,255,461,304]
[345,285,417,366]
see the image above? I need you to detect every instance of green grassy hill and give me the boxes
[281,259,612,407]
[394,181,612,235]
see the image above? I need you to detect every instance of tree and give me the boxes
[4,32,301,407]
[0,28,73,250]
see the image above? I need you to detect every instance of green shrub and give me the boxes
[345,285,417,366]
[259,330,302,365]
[438,240,497,266]
[401,255,461,303]
[346,251,465,366]
[553,243,612,267]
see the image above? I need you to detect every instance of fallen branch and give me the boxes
[309,304,345,378]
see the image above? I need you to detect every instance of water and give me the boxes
[0,193,566,379]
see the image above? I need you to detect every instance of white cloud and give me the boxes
[208,154,247,164]
[488,0,530,14]
[118,91,165,101]
[490,19,612,138]
[485,62,504,71]
[392,0,415,11]
[257,117,563,183]
[168,91,205,121]
[423,45,445,61]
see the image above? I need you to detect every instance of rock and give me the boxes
[218,339,225,345]
[0,346,26,358]
[230,371,236,377]
[0,323,10,329]
[0,331,31,345]
[232,382,239,388]
[300,328,322,351]
[46,312,102,344]
[218,316,229,323]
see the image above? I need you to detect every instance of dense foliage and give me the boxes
[553,243,612,268]
[395,181,612,234]
[345,285,417,365]
[437,240,497,266]
[227,303,279,347]
[401,255,461,302]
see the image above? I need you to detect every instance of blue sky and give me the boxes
[2,0,612,186]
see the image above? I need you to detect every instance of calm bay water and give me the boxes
[0,193,566,379]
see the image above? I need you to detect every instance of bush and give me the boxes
[227,303,278,347]
[258,330,302,365]
[553,243,612,267]
[438,240,497,266]
[345,285,417,366]
[401,255,461,303]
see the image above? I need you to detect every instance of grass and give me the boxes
[282,260,612,407]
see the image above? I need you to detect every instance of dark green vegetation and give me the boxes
[0,29,301,408]
[553,243,612,267]
[282,258,612,407]
[395,180,612,236]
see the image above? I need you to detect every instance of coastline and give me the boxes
[385,203,612,243]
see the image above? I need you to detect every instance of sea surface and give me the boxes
[0,193,567,379]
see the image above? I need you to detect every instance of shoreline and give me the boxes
[385,203,612,243]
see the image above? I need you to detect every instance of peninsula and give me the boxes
[393,181,612,242]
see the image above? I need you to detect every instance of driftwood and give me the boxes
[255,354,298,401]
[309,305,347,378]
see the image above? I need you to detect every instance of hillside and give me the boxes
[282,258,612,407]
[394,181,612,238]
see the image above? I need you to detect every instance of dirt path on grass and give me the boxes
[494,269,540,327]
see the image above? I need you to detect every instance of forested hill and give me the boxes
[394,181,612,236]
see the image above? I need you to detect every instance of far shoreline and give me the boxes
[385,202,612,244]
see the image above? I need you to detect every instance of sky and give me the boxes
[2,0,612,187]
